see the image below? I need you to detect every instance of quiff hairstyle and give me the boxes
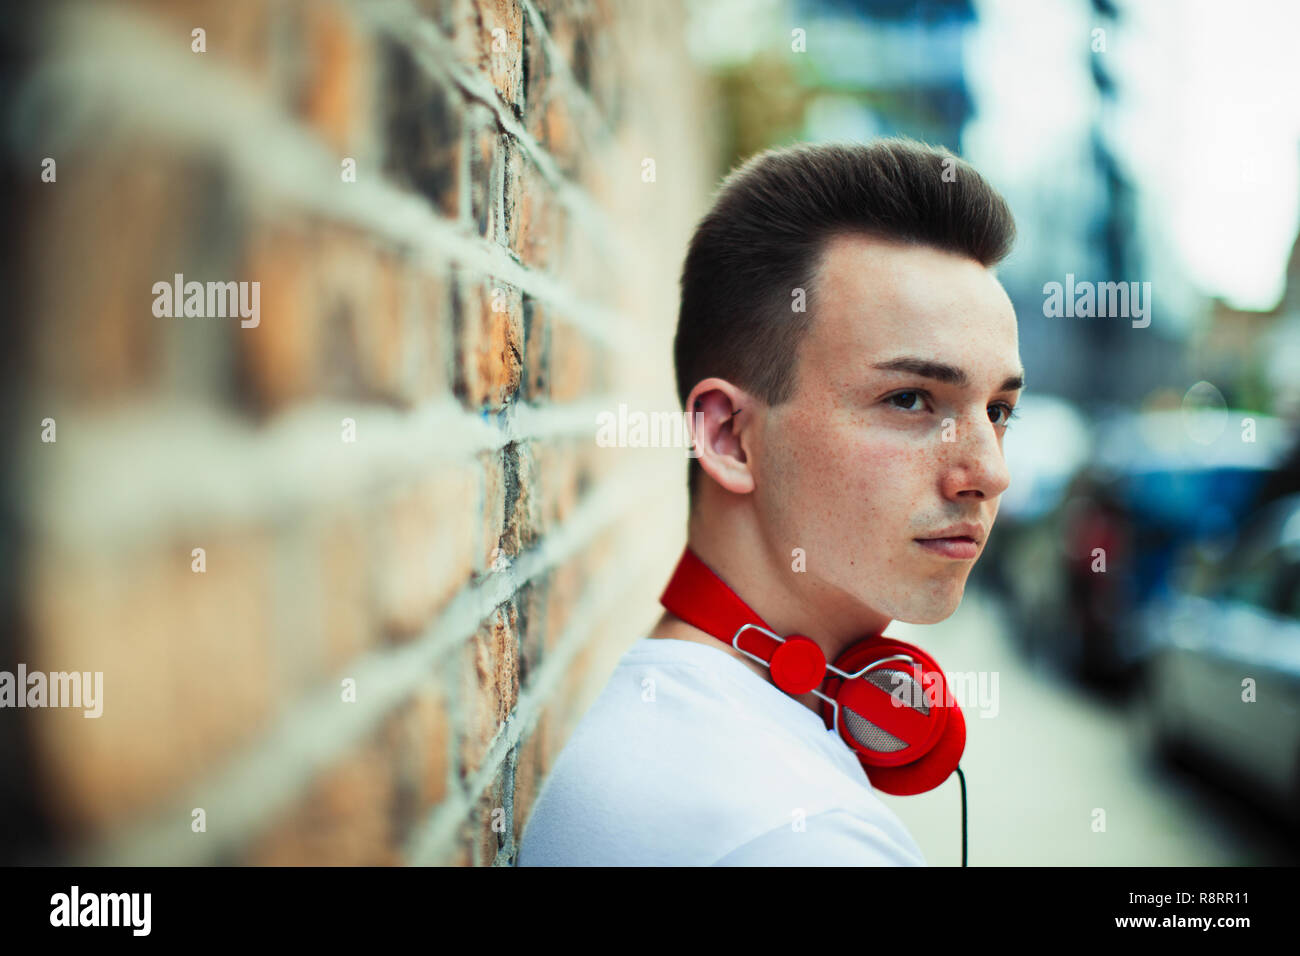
[674,137,1017,505]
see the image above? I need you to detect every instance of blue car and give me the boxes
[1138,492,1300,831]
[1040,409,1292,686]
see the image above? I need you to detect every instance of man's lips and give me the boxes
[914,537,979,559]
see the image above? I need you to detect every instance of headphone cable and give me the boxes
[956,764,967,867]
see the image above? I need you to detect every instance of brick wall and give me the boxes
[2,0,717,865]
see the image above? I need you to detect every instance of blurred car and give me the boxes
[998,407,1294,687]
[976,394,1091,654]
[1137,492,1300,831]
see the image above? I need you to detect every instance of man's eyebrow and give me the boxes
[871,357,1025,393]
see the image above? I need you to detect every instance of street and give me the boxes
[877,587,1299,866]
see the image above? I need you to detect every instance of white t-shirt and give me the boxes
[516,636,927,866]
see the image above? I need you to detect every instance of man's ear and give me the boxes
[686,378,756,495]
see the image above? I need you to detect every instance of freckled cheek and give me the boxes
[848,433,924,481]
[773,418,842,490]
[849,440,935,534]
[778,418,931,518]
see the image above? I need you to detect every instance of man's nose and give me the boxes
[941,414,1011,500]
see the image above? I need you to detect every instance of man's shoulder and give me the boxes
[514,645,743,864]
[516,638,920,865]
[520,640,769,817]
[712,808,928,866]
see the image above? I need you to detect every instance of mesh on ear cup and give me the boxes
[821,636,966,795]
[869,666,929,714]
[842,668,929,753]
[842,707,907,752]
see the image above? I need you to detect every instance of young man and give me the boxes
[517,138,1021,866]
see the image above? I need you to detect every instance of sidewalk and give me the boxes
[878,588,1294,865]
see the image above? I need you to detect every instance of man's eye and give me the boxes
[888,391,926,411]
[989,403,1019,427]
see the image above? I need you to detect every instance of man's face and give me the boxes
[752,233,1022,626]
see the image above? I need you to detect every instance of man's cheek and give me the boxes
[854,437,921,477]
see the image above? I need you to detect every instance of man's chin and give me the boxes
[888,587,964,625]
[892,608,953,626]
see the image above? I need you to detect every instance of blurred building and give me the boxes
[965,0,1202,413]
[792,0,978,146]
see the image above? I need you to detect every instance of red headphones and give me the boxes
[659,547,966,797]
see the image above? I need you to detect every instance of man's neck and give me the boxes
[651,502,893,718]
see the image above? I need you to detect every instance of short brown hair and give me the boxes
[675,137,1016,504]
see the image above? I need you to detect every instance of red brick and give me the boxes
[375,479,437,640]
[459,602,519,779]
[476,782,508,865]
[430,466,478,612]
[448,840,473,866]
[533,708,557,781]
[319,505,373,674]
[548,321,597,402]
[244,724,401,866]
[355,252,412,406]
[124,0,275,91]
[26,532,275,838]
[541,88,581,180]
[375,470,476,641]
[503,441,541,557]
[521,297,552,401]
[517,574,548,686]
[516,158,562,270]
[316,226,380,400]
[25,147,195,405]
[521,0,549,121]
[388,680,450,842]
[480,0,524,112]
[454,276,523,410]
[543,556,581,656]
[238,221,322,411]
[414,268,454,402]
[440,0,488,72]
[478,448,507,576]
[512,725,541,845]
[295,0,370,154]
[533,440,581,535]
[410,682,451,810]
[381,38,462,219]
[584,2,623,120]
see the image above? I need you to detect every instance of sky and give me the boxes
[967,0,1300,312]
[684,0,1300,313]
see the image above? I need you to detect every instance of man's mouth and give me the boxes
[913,536,979,559]
[913,523,983,560]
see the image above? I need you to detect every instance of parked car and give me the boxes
[976,394,1090,656]
[1003,408,1293,688]
[1137,492,1300,832]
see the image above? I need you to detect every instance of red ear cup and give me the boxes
[820,636,966,796]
